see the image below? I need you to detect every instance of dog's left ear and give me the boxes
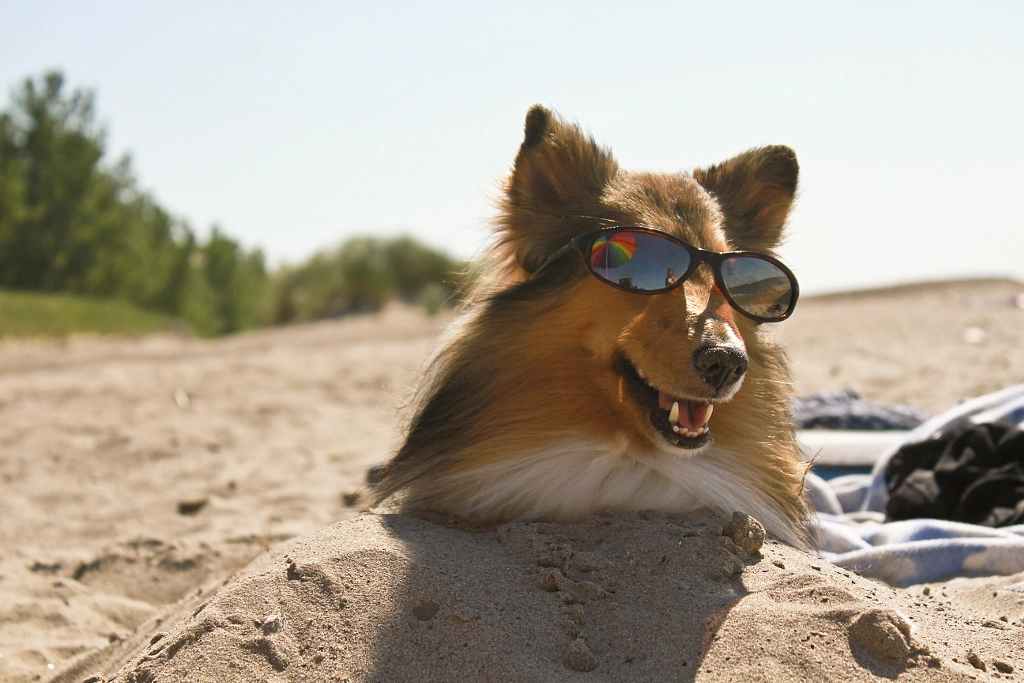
[693,145,799,252]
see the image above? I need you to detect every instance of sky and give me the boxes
[1,1,1021,294]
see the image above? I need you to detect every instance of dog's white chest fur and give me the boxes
[436,439,800,547]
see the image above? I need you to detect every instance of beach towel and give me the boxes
[806,383,1024,587]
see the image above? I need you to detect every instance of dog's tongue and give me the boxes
[657,391,710,430]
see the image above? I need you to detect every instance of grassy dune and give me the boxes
[0,290,188,338]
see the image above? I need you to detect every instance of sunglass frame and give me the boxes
[530,226,800,323]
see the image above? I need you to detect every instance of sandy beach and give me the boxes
[2,278,1023,682]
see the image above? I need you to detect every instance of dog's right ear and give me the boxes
[500,106,618,274]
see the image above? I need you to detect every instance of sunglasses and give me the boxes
[530,227,799,322]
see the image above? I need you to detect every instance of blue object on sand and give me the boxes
[792,388,931,430]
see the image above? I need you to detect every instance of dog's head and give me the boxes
[374,106,806,539]
[494,105,799,454]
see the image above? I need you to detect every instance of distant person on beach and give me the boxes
[665,267,676,287]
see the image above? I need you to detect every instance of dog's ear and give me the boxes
[693,146,798,252]
[500,105,618,273]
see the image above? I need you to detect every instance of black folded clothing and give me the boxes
[885,422,1024,527]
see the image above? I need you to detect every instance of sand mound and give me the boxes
[5,282,1024,681]
[107,511,1021,682]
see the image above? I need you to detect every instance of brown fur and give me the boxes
[370,106,809,543]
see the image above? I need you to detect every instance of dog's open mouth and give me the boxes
[614,352,713,449]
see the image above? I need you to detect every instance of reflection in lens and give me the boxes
[721,256,793,319]
[589,231,691,291]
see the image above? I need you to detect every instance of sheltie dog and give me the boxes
[370,106,809,547]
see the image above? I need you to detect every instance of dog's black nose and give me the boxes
[693,346,748,391]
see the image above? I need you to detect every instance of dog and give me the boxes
[370,106,809,547]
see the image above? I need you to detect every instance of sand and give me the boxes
[783,278,1024,414]
[2,278,1023,682]
[108,512,1024,682]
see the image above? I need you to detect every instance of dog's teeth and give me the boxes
[705,404,714,421]
[637,367,647,380]
[669,401,679,425]
[671,423,712,440]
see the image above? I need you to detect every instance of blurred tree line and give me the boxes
[0,72,464,336]
[270,236,465,323]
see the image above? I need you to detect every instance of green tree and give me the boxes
[0,72,103,290]
[0,71,268,336]
[196,227,267,334]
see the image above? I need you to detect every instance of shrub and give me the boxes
[270,236,466,323]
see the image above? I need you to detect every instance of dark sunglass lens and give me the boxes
[589,231,691,291]
[720,256,794,320]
